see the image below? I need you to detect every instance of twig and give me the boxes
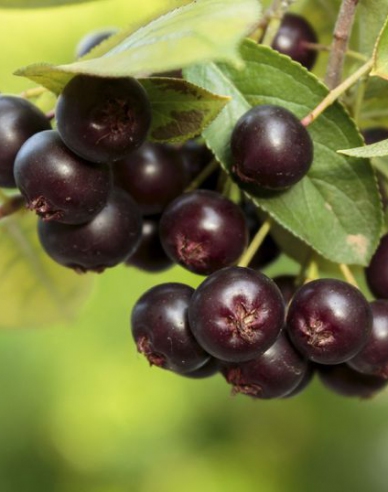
[325,0,360,89]
[301,58,373,127]
[238,218,271,268]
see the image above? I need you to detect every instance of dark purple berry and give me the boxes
[286,278,372,365]
[14,130,112,224]
[348,300,388,378]
[160,190,249,275]
[113,142,188,215]
[365,233,388,299]
[362,127,388,145]
[38,187,142,273]
[56,74,151,163]
[0,95,51,188]
[283,363,315,398]
[222,331,309,399]
[181,357,220,379]
[126,216,173,273]
[188,266,285,363]
[317,363,388,399]
[271,13,318,70]
[75,28,118,58]
[131,283,210,374]
[231,105,313,190]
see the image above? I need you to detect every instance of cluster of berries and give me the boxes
[2,12,388,401]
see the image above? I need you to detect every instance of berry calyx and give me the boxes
[231,105,313,190]
[131,283,210,374]
[159,190,249,275]
[56,74,152,163]
[38,187,142,273]
[188,266,285,363]
[14,130,112,224]
[286,278,372,365]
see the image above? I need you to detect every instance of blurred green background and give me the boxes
[1,1,388,491]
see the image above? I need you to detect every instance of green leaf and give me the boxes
[140,78,230,142]
[338,139,388,158]
[15,0,261,93]
[371,15,388,81]
[0,0,102,7]
[357,0,388,57]
[0,211,94,329]
[184,40,382,266]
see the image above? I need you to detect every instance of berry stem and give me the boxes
[185,158,219,192]
[325,0,360,89]
[301,58,373,127]
[19,86,47,99]
[238,217,271,268]
[303,42,367,62]
[339,263,359,288]
[0,195,25,220]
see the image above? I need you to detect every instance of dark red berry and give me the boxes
[131,283,210,374]
[348,300,388,378]
[222,331,309,399]
[365,233,388,299]
[0,95,51,188]
[286,278,372,365]
[14,130,112,224]
[159,190,249,275]
[362,127,388,145]
[179,139,214,182]
[188,266,285,363]
[113,142,188,215]
[56,74,151,163]
[38,187,142,273]
[271,13,318,70]
[126,216,173,273]
[317,363,388,399]
[75,28,118,58]
[283,363,315,398]
[231,105,313,190]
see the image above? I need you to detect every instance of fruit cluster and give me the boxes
[1,12,388,402]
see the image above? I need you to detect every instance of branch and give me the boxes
[325,0,359,89]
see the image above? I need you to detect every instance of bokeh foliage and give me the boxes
[1,1,388,491]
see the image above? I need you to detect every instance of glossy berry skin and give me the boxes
[181,357,220,379]
[365,233,388,299]
[113,142,188,216]
[14,130,112,224]
[283,363,315,398]
[126,216,173,273]
[159,190,249,275]
[188,266,285,363]
[131,283,210,374]
[222,332,308,399]
[286,278,372,365]
[38,188,142,273]
[75,28,118,58]
[271,13,318,70]
[348,300,388,378]
[0,95,51,188]
[56,74,152,163]
[231,105,313,190]
[317,364,388,399]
